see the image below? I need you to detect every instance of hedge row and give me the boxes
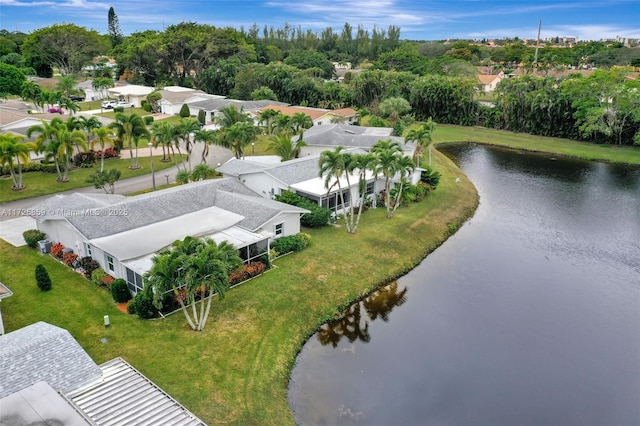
[275,190,331,228]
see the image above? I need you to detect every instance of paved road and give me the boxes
[0,144,234,220]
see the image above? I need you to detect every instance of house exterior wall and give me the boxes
[261,214,303,238]
[37,220,86,254]
[240,173,288,199]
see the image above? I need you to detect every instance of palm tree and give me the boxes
[215,105,252,128]
[145,237,241,331]
[319,146,355,232]
[109,113,150,169]
[59,97,79,115]
[350,152,376,232]
[0,133,35,190]
[152,121,177,163]
[190,163,217,181]
[390,155,416,215]
[53,126,87,181]
[371,139,403,218]
[258,109,282,135]
[176,118,202,171]
[217,121,259,159]
[193,129,217,164]
[78,116,102,142]
[90,127,115,172]
[290,112,313,142]
[405,118,436,167]
[267,132,307,161]
[27,118,66,180]
[55,75,77,98]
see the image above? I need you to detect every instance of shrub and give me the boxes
[62,252,78,266]
[94,148,118,159]
[111,278,132,303]
[50,243,64,259]
[229,261,267,286]
[275,190,331,228]
[197,109,206,125]
[91,268,107,286]
[126,299,136,314]
[76,256,99,278]
[179,103,190,117]
[23,229,46,248]
[73,151,96,168]
[420,167,441,189]
[35,264,52,291]
[144,116,154,125]
[131,291,159,319]
[142,102,153,112]
[271,233,310,256]
[113,106,124,113]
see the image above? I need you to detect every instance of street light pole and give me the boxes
[148,143,156,190]
[252,142,255,155]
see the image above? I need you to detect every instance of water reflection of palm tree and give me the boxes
[363,281,408,322]
[317,304,370,347]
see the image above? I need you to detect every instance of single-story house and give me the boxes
[157,86,223,116]
[76,79,129,101]
[297,123,414,158]
[32,178,308,294]
[217,151,385,213]
[477,73,504,92]
[107,84,156,107]
[186,99,288,126]
[0,321,206,425]
[0,107,69,161]
[258,105,358,126]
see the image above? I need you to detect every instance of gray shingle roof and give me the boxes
[187,98,288,112]
[0,322,102,398]
[214,191,308,231]
[302,123,405,148]
[35,178,306,241]
[215,159,269,177]
[265,156,322,185]
[65,357,206,426]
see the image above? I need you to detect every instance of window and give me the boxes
[366,181,375,196]
[85,243,92,256]
[275,223,284,237]
[126,268,144,293]
[105,254,115,272]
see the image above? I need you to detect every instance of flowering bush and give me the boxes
[94,148,119,159]
[50,243,65,259]
[62,252,78,266]
[229,261,266,286]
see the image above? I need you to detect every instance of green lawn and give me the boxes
[1,155,185,203]
[433,124,640,165]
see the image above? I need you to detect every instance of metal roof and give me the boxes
[65,357,206,426]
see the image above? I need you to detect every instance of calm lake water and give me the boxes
[288,144,640,426]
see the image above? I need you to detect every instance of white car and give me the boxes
[116,101,135,108]
[101,100,117,109]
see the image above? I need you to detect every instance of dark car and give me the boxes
[70,95,85,101]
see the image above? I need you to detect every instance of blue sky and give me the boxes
[1,0,638,41]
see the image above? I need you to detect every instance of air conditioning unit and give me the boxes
[38,240,52,254]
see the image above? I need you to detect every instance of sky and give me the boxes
[1,0,639,41]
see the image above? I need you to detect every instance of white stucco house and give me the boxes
[157,86,224,116]
[107,84,156,107]
[186,99,288,126]
[217,151,385,214]
[32,178,308,294]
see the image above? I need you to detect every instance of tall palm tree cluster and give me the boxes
[319,138,418,234]
[144,236,242,331]
[260,109,313,161]
[21,79,81,115]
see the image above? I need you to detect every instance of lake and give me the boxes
[288,144,640,426]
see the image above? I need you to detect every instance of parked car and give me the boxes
[101,100,117,109]
[70,95,85,101]
[116,100,135,108]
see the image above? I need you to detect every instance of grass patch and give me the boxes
[95,107,152,119]
[0,155,185,202]
[0,148,477,425]
[433,124,640,165]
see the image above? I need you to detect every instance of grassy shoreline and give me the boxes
[2,126,638,424]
